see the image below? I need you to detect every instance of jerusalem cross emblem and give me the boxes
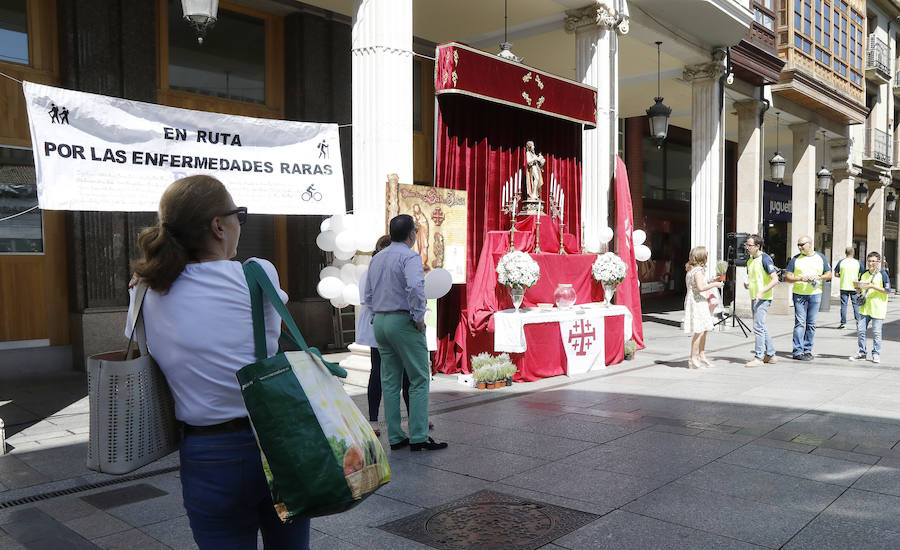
[567,319,596,356]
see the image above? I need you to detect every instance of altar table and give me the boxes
[494,304,631,378]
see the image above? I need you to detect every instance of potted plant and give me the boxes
[715,260,728,282]
[624,339,636,360]
[472,368,489,389]
[496,251,540,313]
[591,252,627,307]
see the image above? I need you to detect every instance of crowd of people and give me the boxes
[683,234,891,368]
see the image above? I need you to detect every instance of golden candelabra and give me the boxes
[502,195,520,250]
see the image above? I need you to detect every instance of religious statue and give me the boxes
[412,203,430,269]
[525,140,545,201]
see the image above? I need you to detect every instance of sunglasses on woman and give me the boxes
[223,207,248,225]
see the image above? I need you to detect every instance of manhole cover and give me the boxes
[378,490,598,550]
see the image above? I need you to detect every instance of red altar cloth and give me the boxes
[512,214,581,255]
[513,315,625,381]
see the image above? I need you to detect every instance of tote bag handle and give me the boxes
[243,261,347,378]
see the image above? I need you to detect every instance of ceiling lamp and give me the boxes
[887,189,897,212]
[855,182,869,205]
[646,41,671,149]
[816,132,832,192]
[497,1,523,62]
[769,112,785,183]
[181,0,219,45]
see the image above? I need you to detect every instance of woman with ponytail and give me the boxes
[128,175,309,549]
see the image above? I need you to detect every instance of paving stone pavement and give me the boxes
[3,301,900,548]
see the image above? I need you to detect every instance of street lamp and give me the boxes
[887,189,897,212]
[646,41,671,149]
[181,0,219,44]
[816,130,831,192]
[855,182,868,205]
[769,112,785,182]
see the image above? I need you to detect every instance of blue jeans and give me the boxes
[839,290,860,326]
[857,315,883,356]
[180,430,310,550]
[752,299,775,359]
[792,293,822,355]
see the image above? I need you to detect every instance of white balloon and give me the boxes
[317,276,344,299]
[342,214,357,231]
[599,226,614,244]
[335,230,357,253]
[330,297,349,309]
[331,258,350,267]
[329,214,346,233]
[316,231,336,252]
[632,229,646,246]
[339,263,357,284]
[355,232,376,253]
[354,263,368,282]
[319,266,340,280]
[333,248,355,260]
[320,217,332,232]
[635,244,652,262]
[342,283,361,306]
[424,268,453,299]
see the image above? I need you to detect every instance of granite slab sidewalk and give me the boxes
[2,301,900,549]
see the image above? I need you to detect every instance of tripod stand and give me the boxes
[712,266,751,338]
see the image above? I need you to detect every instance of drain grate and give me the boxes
[378,490,598,550]
[0,465,178,509]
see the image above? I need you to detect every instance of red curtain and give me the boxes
[434,94,584,373]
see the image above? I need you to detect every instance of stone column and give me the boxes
[829,138,857,300]
[733,99,764,316]
[789,123,817,256]
[867,176,888,256]
[344,0,412,375]
[684,52,727,272]
[351,0,412,235]
[565,1,628,249]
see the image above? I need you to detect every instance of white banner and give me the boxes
[559,317,605,376]
[23,81,346,215]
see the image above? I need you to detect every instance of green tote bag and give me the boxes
[237,261,390,521]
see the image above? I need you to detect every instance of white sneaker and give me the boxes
[849,353,867,361]
[872,354,880,364]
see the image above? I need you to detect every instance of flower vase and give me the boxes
[601,280,618,307]
[509,287,525,313]
[553,283,576,309]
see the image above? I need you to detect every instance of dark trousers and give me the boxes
[366,347,410,421]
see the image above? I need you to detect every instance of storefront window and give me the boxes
[641,137,690,203]
[168,0,266,104]
[0,147,42,253]
[0,0,29,65]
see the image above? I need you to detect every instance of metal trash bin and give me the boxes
[818,280,831,312]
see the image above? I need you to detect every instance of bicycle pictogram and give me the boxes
[301,184,322,202]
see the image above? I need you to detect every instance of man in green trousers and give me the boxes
[363,214,447,452]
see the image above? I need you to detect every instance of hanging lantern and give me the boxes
[646,42,671,149]
[181,0,219,45]
[855,182,868,205]
[816,166,832,192]
[887,190,897,212]
[769,112,785,183]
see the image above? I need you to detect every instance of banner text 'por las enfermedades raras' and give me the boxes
[23,81,346,214]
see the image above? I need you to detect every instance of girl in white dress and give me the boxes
[683,246,724,369]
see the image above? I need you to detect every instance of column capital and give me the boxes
[733,99,764,119]
[683,49,728,82]
[788,121,817,136]
[565,1,628,35]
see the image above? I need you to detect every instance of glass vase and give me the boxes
[553,283,576,309]
[509,287,525,313]
[601,280,618,307]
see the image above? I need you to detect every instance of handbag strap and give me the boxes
[242,261,346,378]
[124,283,150,360]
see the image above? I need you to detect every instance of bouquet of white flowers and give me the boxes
[496,251,540,289]
[591,252,627,284]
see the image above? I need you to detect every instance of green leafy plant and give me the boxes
[624,339,636,358]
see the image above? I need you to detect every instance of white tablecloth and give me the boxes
[494,303,633,354]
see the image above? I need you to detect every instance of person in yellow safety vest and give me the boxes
[742,234,780,368]
[784,235,832,360]
[832,246,863,329]
[849,251,891,364]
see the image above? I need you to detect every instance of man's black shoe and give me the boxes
[389,438,409,450]
[410,437,448,452]
[838,324,845,329]
[799,353,813,361]
[792,354,805,360]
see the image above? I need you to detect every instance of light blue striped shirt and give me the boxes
[363,241,427,323]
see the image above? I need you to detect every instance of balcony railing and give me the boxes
[866,127,892,165]
[867,37,891,79]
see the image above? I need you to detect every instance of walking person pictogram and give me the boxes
[48,103,60,123]
[318,139,328,159]
[59,107,69,125]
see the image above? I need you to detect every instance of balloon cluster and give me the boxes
[315,214,378,309]
[584,226,652,262]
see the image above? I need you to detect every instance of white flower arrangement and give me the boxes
[591,252,627,284]
[496,251,540,289]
